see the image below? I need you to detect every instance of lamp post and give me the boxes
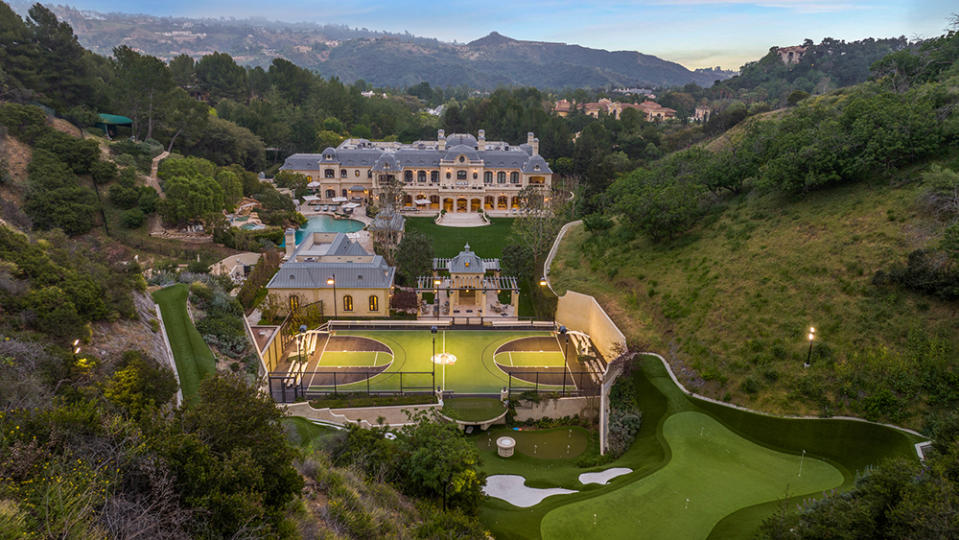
[558,326,568,362]
[327,274,337,319]
[539,276,548,288]
[805,327,816,368]
[298,324,307,366]
[434,278,441,318]
[431,326,438,393]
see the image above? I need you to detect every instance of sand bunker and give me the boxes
[578,467,633,485]
[483,475,577,508]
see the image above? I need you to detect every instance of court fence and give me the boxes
[505,370,603,398]
[269,370,436,402]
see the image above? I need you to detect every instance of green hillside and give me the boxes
[553,166,958,428]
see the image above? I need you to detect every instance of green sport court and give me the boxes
[292,330,574,395]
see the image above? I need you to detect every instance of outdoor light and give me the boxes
[434,279,441,286]
[328,274,337,318]
[72,339,80,347]
[73,347,81,355]
[805,326,816,367]
[539,277,548,287]
[326,277,335,285]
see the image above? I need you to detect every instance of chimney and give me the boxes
[477,129,486,150]
[437,129,446,150]
[284,228,296,259]
[527,132,534,146]
[532,137,539,156]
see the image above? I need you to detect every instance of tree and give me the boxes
[161,87,210,153]
[155,374,303,538]
[112,45,174,140]
[25,4,95,108]
[501,244,534,281]
[395,231,433,285]
[103,350,177,418]
[168,53,196,88]
[394,413,485,513]
[512,184,570,266]
[195,52,247,103]
[0,2,38,100]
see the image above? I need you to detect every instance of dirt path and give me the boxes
[148,151,170,199]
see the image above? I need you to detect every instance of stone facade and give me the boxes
[279,130,552,213]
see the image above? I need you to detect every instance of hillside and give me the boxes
[552,169,958,428]
[40,5,732,89]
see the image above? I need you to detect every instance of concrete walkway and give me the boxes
[435,212,489,227]
[284,401,442,428]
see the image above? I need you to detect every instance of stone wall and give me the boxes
[512,396,599,422]
[555,290,627,361]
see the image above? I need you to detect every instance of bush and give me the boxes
[119,208,145,229]
[90,160,118,184]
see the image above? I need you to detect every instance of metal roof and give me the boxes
[266,258,395,290]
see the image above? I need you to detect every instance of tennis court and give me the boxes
[318,351,392,367]
[494,350,567,368]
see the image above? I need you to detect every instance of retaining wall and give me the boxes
[513,396,598,422]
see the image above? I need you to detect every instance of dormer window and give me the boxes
[459,155,466,163]
[534,165,541,171]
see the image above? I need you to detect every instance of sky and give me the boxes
[57,0,956,69]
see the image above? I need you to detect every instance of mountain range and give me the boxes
[37,4,736,89]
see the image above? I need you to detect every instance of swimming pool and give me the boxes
[289,214,364,245]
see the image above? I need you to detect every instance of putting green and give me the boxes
[540,411,843,539]
[316,330,564,394]
[477,427,590,459]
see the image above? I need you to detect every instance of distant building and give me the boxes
[553,99,573,117]
[635,101,677,122]
[279,130,552,213]
[266,231,395,317]
[776,45,807,65]
[693,106,711,123]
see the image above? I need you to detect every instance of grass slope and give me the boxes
[152,284,216,399]
[442,397,506,422]
[476,355,920,540]
[551,176,959,425]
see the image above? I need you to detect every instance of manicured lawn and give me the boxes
[541,411,842,539]
[405,216,516,257]
[442,397,506,422]
[476,354,922,540]
[404,216,536,316]
[313,330,562,394]
[477,427,590,459]
[152,284,216,400]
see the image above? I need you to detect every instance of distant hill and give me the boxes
[38,4,734,89]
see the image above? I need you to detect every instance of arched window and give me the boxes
[417,171,426,183]
[497,172,506,184]
[446,172,451,179]
[369,295,379,311]
[324,169,335,178]
[343,295,353,312]
[355,170,360,177]
[456,170,467,180]
[459,155,466,163]
[430,171,439,183]
[341,169,348,177]
[367,170,373,178]
[341,189,348,197]
[404,170,413,183]
[510,172,519,184]
[472,172,478,179]
[325,189,335,198]
[484,171,493,184]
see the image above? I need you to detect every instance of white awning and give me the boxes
[302,195,320,202]
[307,181,321,188]
[415,198,430,204]
[331,197,348,202]
[342,202,360,209]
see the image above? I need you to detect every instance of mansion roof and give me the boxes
[280,131,552,174]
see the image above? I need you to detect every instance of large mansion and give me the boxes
[280,130,552,213]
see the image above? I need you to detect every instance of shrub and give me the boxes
[119,208,145,229]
